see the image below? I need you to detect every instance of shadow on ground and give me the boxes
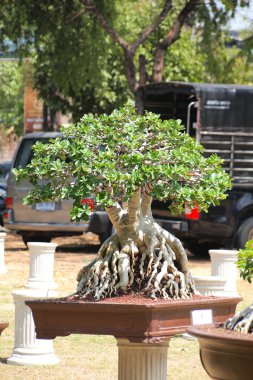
[56,244,100,254]
[186,242,224,261]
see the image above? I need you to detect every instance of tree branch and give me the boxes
[152,0,201,82]
[81,0,139,92]
[66,9,85,24]
[124,50,137,92]
[81,0,129,50]
[105,202,124,226]
[141,191,153,217]
[161,0,200,49]
[139,54,148,87]
[128,188,142,224]
[131,0,173,52]
[80,1,173,93]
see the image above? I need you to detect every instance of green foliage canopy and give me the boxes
[237,240,253,283]
[0,1,252,117]
[0,61,24,134]
[14,105,231,221]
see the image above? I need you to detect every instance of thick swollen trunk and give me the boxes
[76,189,197,300]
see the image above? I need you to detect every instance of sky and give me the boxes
[228,1,253,30]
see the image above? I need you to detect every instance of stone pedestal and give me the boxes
[209,249,239,297]
[25,242,58,289]
[7,289,59,366]
[117,338,169,380]
[0,232,7,274]
[8,242,59,366]
[193,275,226,296]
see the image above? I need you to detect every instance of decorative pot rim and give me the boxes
[187,324,253,346]
[28,294,241,310]
[0,322,9,335]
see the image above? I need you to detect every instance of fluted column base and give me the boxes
[7,288,59,366]
[117,338,170,380]
[25,242,58,290]
[7,349,59,366]
[193,275,226,296]
[209,249,239,297]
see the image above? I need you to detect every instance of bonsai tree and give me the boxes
[14,104,231,300]
[225,240,253,334]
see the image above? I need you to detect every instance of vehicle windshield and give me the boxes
[0,161,12,181]
[14,138,50,169]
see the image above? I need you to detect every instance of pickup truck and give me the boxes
[139,81,253,251]
[3,133,111,245]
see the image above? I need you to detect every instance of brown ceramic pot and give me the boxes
[187,324,253,380]
[26,295,241,343]
[0,322,8,336]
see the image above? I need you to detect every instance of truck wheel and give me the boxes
[21,233,52,247]
[98,231,112,245]
[236,217,253,248]
[98,226,114,245]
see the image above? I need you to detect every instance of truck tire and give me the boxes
[98,230,112,245]
[21,233,52,247]
[98,225,114,245]
[236,217,253,248]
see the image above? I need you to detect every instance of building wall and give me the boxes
[0,132,20,162]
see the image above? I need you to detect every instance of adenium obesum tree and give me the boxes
[224,240,253,334]
[15,105,231,300]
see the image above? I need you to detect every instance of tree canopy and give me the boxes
[15,104,231,221]
[0,61,24,135]
[14,104,232,300]
[0,1,251,118]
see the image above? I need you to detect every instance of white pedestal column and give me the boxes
[7,289,59,366]
[117,338,169,380]
[209,249,239,297]
[193,275,226,296]
[25,242,58,289]
[0,232,7,274]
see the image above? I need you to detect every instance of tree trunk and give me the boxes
[152,47,166,83]
[134,89,144,115]
[76,189,197,300]
[124,50,138,94]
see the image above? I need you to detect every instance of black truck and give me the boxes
[138,81,253,251]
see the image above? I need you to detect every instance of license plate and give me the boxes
[171,222,180,230]
[36,202,55,211]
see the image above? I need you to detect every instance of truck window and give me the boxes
[142,88,197,138]
[14,138,50,169]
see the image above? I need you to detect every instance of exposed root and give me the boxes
[76,225,198,301]
[224,303,253,334]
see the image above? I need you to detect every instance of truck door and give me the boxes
[186,99,198,139]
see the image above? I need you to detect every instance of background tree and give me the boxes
[0,0,251,120]
[0,61,24,135]
[15,105,231,300]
